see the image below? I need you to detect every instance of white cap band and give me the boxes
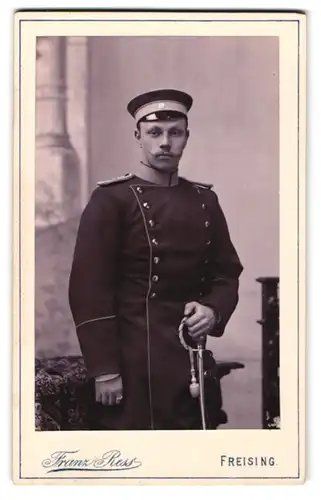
[135,100,187,123]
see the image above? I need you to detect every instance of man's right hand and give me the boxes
[95,375,123,406]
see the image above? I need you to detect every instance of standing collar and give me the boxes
[134,162,179,187]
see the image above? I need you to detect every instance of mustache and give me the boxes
[156,152,177,157]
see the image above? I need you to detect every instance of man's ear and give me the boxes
[134,128,141,142]
[185,129,190,145]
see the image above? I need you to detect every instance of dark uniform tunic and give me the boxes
[69,170,243,430]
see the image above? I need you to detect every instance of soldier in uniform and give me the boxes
[69,89,243,430]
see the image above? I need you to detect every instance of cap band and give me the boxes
[134,100,187,123]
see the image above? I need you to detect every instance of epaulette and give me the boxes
[97,173,134,187]
[193,181,213,189]
[181,177,213,190]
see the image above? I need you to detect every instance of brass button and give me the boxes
[150,292,157,299]
[201,203,206,210]
[205,221,210,228]
[143,202,150,209]
[153,256,160,264]
[206,240,211,246]
[152,275,159,283]
[199,291,204,297]
[149,219,155,228]
[201,277,206,282]
[152,238,158,246]
[136,186,143,194]
[204,259,209,265]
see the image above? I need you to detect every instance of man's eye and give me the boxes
[148,129,160,137]
[170,129,182,136]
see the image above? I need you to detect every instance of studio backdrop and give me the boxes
[35,36,279,429]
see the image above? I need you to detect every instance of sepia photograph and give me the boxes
[14,11,305,484]
[35,34,278,432]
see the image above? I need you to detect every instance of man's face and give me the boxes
[135,118,189,171]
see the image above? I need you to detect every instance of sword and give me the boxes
[178,317,207,430]
[197,340,207,430]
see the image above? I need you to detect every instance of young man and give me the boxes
[69,88,243,430]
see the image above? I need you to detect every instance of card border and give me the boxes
[14,12,305,484]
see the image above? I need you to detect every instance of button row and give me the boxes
[200,200,210,232]
[150,253,161,298]
[140,187,208,212]
[138,184,210,301]
[152,230,209,248]
[149,275,209,300]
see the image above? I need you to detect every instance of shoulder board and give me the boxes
[97,173,134,187]
[180,177,213,190]
[193,181,213,190]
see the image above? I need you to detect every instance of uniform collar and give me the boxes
[135,162,179,187]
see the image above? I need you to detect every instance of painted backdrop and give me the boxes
[35,36,279,428]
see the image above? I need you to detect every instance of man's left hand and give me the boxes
[184,301,216,341]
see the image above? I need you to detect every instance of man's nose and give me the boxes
[159,133,171,149]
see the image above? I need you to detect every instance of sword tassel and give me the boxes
[178,317,207,429]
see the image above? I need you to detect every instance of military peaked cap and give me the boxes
[127,88,193,123]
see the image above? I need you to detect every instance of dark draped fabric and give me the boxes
[35,355,244,431]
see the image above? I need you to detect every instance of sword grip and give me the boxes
[197,334,206,350]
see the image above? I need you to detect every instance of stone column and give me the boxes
[35,36,80,228]
[65,36,89,209]
[35,37,85,358]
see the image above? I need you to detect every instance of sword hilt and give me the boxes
[178,317,207,429]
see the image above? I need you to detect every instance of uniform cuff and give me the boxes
[95,373,120,382]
